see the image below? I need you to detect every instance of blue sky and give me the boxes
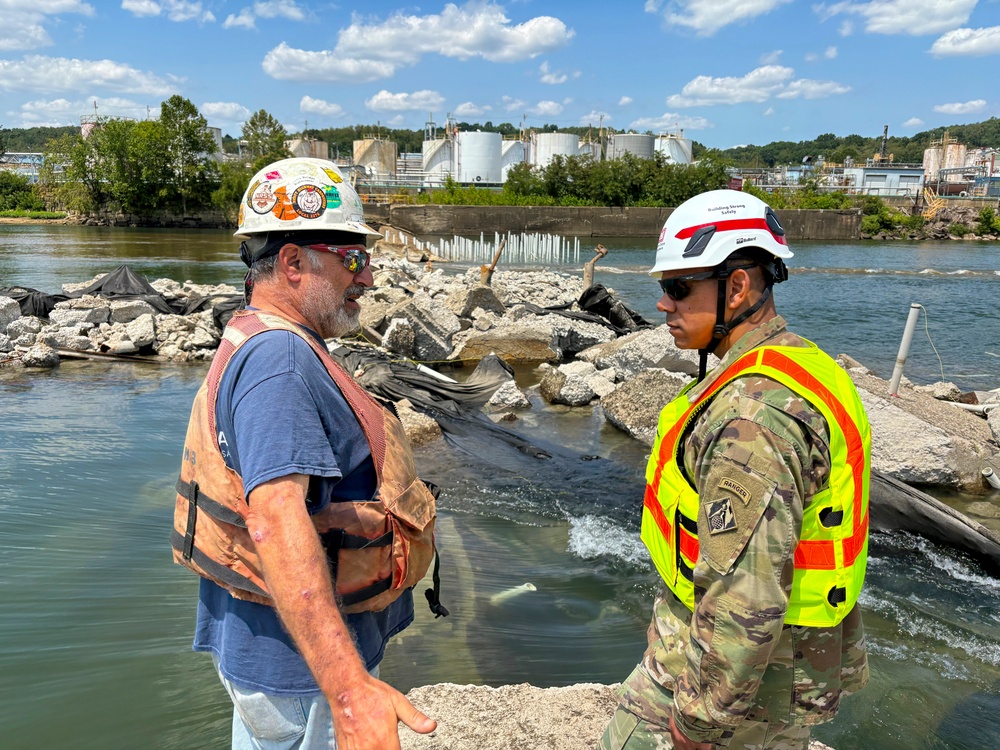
[1,1,998,149]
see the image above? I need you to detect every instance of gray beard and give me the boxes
[302,281,363,340]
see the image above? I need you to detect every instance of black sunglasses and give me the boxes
[657,269,720,301]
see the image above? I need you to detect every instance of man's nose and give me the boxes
[355,264,374,287]
[656,293,675,313]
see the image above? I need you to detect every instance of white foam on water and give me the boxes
[567,515,647,567]
[913,536,1000,593]
[596,266,633,275]
[947,269,971,275]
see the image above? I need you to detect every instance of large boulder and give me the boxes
[601,368,692,445]
[849,369,1000,493]
[0,296,21,331]
[7,315,44,339]
[126,314,156,348]
[445,285,506,318]
[21,343,61,368]
[0,334,12,353]
[383,318,416,358]
[539,361,616,407]
[451,320,561,364]
[109,299,157,324]
[154,311,221,358]
[577,325,702,380]
[486,380,531,411]
[388,292,462,362]
[49,296,110,326]
[394,399,442,446]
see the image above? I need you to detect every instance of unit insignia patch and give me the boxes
[708,498,737,534]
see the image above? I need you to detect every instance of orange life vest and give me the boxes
[171,310,438,614]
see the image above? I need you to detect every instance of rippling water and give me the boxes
[1,226,999,749]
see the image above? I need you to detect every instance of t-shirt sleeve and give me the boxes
[222,332,345,498]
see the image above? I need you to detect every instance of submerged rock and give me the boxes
[22,343,60,368]
[600,368,691,445]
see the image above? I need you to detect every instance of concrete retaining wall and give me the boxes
[368,204,861,240]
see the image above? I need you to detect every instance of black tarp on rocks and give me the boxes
[577,284,653,335]
[0,286,69,318]
[73,264,181,315]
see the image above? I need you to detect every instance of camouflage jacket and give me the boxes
[619,315,869,746]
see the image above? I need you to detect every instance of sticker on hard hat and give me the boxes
[249,181,278,214]
[237,204,245,227]
[292,185,326,220]
[322,168,343,184]
[285,162,318,178]
[265,170,281,180]
[322,185,341,208]
[735,236,756,245]
[271,186,297,221]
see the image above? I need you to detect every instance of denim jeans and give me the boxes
[212,653,380,750]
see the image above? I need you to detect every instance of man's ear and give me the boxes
[277,243,305,282]
[727,268,753,308]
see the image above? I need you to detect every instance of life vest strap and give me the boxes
[176,477,247,528]
[170,529,269,598]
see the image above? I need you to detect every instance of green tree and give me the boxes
[212,159,254,224]
[38,133,92,212]
[0,171,44,211]
[243,109,290,166]
[159,95,218,214]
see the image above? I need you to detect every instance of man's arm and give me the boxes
[246,474,436,750]
[671,416,808,746]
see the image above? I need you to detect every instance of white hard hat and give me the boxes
[235,157,381,239]
[650,189,793,275]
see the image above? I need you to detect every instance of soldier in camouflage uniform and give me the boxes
[601,191,870,750]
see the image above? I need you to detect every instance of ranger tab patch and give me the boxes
[708,497,737,534]
[719,477,752,505]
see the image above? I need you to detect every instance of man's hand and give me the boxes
[669,715,713,750]
[332,671,436,750]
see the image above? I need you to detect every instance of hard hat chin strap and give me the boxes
[695,276,772,382]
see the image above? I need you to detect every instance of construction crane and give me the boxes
[873,125,893,163]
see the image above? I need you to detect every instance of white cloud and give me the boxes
[0,55,175,96]
[618,96,633,106]
[776,78,851,99]
[628,113,712,131]
[760,50,783,64]
[387,115,406,126]
[933,99,987,115]
[263,43,395,82]
[903,117,924,128]
[667,65,849,106]
[817,0,976,36]
[121,0,215,23]
[364,89,445,112]
[15,95,148,126]
[579,110,610,126]
[648,0,793,36]
[839,19,853,35]
[0,1,93,51]
[539,61,567,84]
[502,95,526,112]
[454,101,491,117]
[667,65,793,106]
[931,26,1000,57]
[224,1,305,29]
[266,2,573,84]
[764,106,775,115]
[805,45,836,61]
[299,96,345,118]
[529,100,563,116]
[201,101,252,122]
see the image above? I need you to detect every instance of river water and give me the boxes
[1,226,999,749]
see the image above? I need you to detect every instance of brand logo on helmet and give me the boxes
[735,236,756,245]
[249,181,278,214]
[291,184,327,220]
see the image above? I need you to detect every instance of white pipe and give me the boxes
[948,402,998,415]
[889,303,922,396]
[983,467,1000,490]
[415,363,457,383]
[488,582,537,605]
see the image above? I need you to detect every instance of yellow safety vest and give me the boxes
[640,342,871,627]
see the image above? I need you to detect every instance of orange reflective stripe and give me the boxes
[679,525,699,564]
[761,349,868,568]
[644,484,673,541]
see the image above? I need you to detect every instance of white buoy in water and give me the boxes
[488,582,537,605]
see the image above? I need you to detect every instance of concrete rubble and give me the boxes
[400,682,835,750]
[3,256,999,496]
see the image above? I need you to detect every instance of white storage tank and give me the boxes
[422,139,453,186]
[353,138,398,176]
[655,134,693,164]
[943,142,967,181]
[531,132,579,169]
[456,131,502,184]
[578,140,601,161]
[501,140,527,181]
[609,133,655,160]
[923,146,941,181]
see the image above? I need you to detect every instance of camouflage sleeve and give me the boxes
[671,408,809,745]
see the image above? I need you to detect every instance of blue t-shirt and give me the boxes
[193,323,414,695]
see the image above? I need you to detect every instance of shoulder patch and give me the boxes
[699,461,776,575]
[708,497,737,534]
[719,477,752,505]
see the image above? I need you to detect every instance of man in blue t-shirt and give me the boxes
[182,158,436,750]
